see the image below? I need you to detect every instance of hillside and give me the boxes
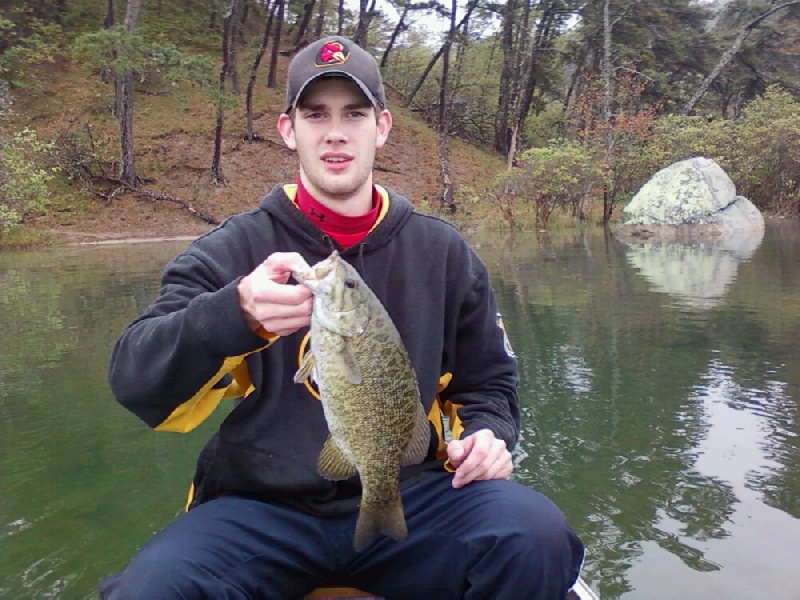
[11,52,507,245]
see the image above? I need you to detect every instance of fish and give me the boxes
[293,251,431,551]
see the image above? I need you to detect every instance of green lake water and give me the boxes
[1,223,798,599]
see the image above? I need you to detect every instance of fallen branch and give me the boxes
[94,176,220,225]
[374,164,403,175]
[135,188,220,225]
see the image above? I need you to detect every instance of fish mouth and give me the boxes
[293,252,341,295]
[311,252,341,281]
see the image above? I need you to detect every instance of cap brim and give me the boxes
[287,72,381,113]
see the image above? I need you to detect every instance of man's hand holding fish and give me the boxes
[238,252,313,336]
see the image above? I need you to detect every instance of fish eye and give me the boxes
[344,278,357,289]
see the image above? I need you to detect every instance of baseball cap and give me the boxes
[285,37,386,113]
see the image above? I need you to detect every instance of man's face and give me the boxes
[277,77,392,214]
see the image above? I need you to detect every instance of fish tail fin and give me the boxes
[353,499,407,551]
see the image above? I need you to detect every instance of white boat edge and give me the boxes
[569,575,600,600]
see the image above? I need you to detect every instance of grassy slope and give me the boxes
[12,48,507,244]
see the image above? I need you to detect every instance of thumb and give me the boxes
[447,439,466,464]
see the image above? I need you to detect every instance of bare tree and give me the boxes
[381,1,441,68]
[314,0,327,38]
[496,0,565,161]
[683,1,800,115]
[212,0,237,183]
[209,0,220,28]
[101,0,114,85]
[246,0,276,139]
[402,0,479,108]
[382,2,411,68]
[118,0,142,188]
[228,0,242,95]
[354,0,378,46]
[267,0,285,88]
[294,0,317,46]
[438,0,457,214]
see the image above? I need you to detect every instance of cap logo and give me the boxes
[316,40,350,67]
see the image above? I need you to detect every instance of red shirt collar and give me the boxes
[295,177,381,248]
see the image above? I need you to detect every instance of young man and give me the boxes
[101,36,584,599]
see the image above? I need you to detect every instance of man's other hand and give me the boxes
[447,428,513,489]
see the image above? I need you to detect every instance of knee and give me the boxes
[470,481,585,579]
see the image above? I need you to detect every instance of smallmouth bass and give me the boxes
[293,251,431,551]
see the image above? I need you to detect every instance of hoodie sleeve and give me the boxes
[440,256,520,449]
[108,249,275,432]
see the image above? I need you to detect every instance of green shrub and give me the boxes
[0,15,62,86]
[499,140,603,226]
[73,26,213,91]
[0,127,58,233]
[728,86,800,216]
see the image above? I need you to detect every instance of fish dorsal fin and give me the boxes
[401,400,431,466]
[318,435,358,480]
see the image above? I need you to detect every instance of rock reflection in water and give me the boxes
[618,229,764,308]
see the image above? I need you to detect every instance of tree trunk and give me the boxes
[511,2,558,157]
[228,0,241,95]
[212,2,235,184]
[267,0,284,88]
[354,0,377,46]
[118,72,137,186]
[494,0,518,156]
[239,0,249,43]
[683,1,800,116]
[503,0,531,166]
[402,43,446,108]
[314,0,327,38]
[437,0,457,214]
[209,0,219,28]
[601,0,613,223]
[119,0,142,188]
[246,0,275,139]
[381,4,409,68]
[102,0,114,85]
[294,0,317,46]
[354,0,369,45]
[402,1,478,108]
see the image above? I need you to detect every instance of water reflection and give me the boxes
[470,225,800,598]
[618,229,765,308]
[625,359,800,598]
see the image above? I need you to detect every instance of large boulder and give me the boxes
[616,157,764,241]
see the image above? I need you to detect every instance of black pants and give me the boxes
[100,472,584,599]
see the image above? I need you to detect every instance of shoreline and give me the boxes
[68,234,201,247]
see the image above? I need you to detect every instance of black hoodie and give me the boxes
[108,184,519,515]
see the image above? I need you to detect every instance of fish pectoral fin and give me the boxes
[318,436,358,480]
[294,351,316,384]
[401,401,432,466]
[332,343,362,385]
